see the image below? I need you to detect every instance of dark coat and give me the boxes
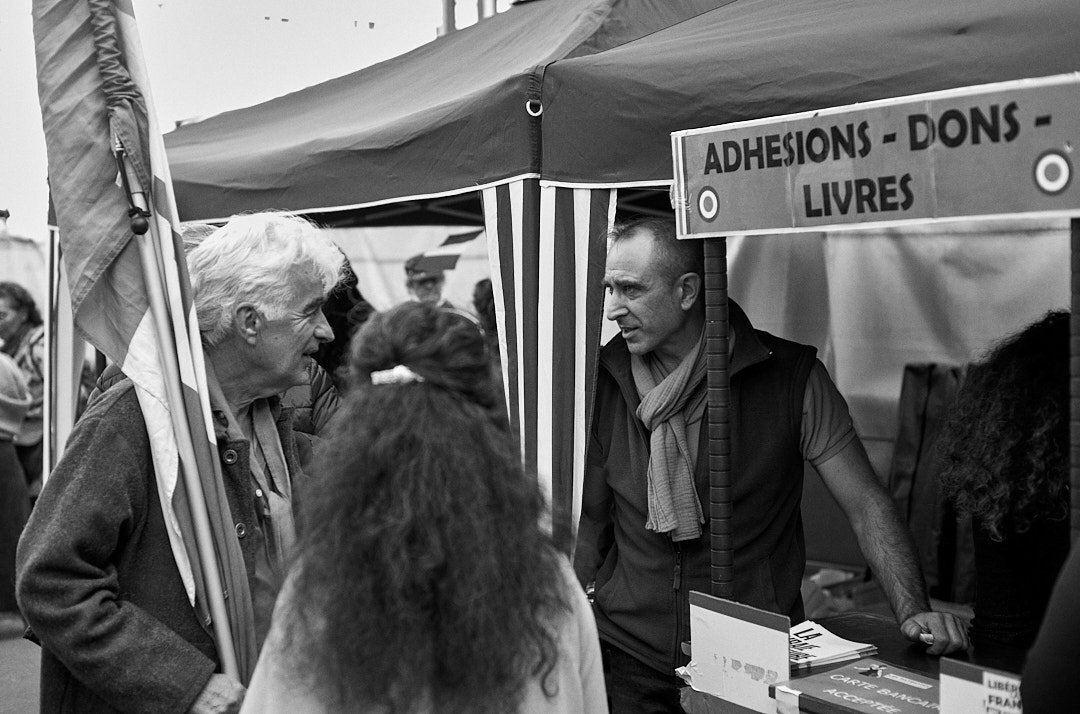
[574,302,816,675]
[16,380,307,714]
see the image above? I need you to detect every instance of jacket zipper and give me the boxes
[672,543,685,670]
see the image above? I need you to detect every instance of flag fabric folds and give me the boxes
[481,180,614,550]
[33,0,255,679]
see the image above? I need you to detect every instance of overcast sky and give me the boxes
[1,0,507,242]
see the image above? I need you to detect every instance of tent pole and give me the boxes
[1071,218,1080,545]
[439,0,456,36]
[704,237,733,598]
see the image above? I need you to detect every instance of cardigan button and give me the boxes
[235,522,247,538]
[222,449,239,465]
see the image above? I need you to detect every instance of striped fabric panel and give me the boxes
[519,184,541,477]
[482,179,541,471]
[482,184,521,442]
[577,189,616,542]
[486,181,614,550]
[540,186,615,550]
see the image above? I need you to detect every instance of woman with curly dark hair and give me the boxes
[936,310,1071,649]
[241,301,607,713]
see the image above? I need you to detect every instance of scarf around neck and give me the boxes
[631,329,707,541]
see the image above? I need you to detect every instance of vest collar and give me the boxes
[727,300,772,375]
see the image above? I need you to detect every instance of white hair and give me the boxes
[187,213,345,346]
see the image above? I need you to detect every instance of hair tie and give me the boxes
[370,364,424,385]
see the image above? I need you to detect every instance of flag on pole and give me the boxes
[33,0,255,679]
[410,229,484,274]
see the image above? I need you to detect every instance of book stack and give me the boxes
[789,621,878,672]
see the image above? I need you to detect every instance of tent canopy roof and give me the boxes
[542,0,1080,184]
[165,0,727,223]
[166,0,1080,225]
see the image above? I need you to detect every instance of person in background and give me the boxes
[404,252,453,308]
[0,352,30,636]
[937,311,1070,649]
[472,277,504,405]
[473,277,498,349]
[18,213,343,714]
[576,217,968,713]
[241,302,607,714]
[310,257,374,390]
[0,281,45,500]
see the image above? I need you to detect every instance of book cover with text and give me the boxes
[771,658,939,714]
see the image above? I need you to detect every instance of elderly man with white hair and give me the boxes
[17,213,343,714]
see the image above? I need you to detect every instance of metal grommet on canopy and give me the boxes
[525,99,543,117]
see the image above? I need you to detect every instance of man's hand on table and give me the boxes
[900,612,969,655]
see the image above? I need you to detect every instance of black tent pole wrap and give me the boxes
[705,237,733,598]
[1071,219,1080,546]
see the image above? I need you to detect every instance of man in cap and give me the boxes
[404,253,453,308]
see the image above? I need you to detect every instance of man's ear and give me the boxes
[677,272,702,311]
[235,304,261,344]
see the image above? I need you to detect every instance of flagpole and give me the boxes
[118,148,240,680]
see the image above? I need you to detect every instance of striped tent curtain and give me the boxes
[481,179,615,551]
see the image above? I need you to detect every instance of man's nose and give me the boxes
[605,294,627,321]
[314,311,335,343]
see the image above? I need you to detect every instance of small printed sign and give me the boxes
[939,658,1022,714]
[672,73,1080,238]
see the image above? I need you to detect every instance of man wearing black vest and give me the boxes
[574,217,968,713]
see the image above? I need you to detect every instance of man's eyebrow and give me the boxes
[605,275,642,288]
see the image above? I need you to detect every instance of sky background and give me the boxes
[0,0,509,243]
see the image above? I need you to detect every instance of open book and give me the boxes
[789,620,878,672]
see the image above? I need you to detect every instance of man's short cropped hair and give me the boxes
[609,216,704,284]
[187,213,345,346]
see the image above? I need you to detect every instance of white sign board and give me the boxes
[672,73,1080,238]
[682,591,790,713]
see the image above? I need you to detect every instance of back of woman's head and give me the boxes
[349,301,497,408]
[937,310,1070,539]
[285,301,567,713]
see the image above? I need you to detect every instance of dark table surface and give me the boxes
[818,611,1026,678]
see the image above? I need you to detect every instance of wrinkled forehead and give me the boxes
[606,231,662,277]
[274,271,329,312]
